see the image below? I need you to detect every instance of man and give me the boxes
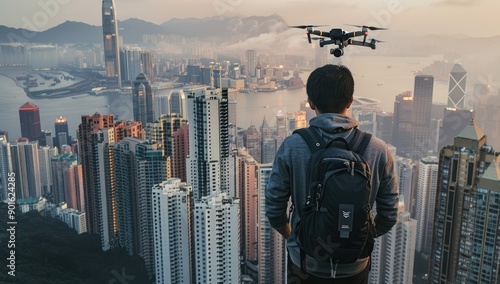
[266,64,399,283]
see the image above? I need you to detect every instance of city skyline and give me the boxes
[1,0,499,38]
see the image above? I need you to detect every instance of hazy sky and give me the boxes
[0,0,499,37]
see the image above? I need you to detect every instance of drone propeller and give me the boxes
[346,24,388,31]
[371,39,385,43]
[288,25,326,29]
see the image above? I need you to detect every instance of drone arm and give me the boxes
[309,29,330,37]
[350,39,376,49]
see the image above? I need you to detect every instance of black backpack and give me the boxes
[293,127,377,275]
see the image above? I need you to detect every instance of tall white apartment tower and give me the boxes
[415,156,439,255]
[152,179,192,284]
[369,201,417,284]
[258,163,286,283]
[0,135,12,202]
[193,192,240,284]
[186,87,232,200]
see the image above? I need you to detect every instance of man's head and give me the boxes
[306,64,354,114]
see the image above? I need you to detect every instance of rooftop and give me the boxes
[456,119,485,141]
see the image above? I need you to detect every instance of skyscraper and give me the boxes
[19,102,41,141]
[415,156,439,255]
[172,124,189,182]
[237,149,259,262]
[276,109,287,138]
[102,0,121,88]
[55,116,70,147]
[376,112,393,145]
[429,120,498,283]
[243,125,261,164]
[186,87,231,200]
[141,51,155,84]
[193,192,240,284]
[447,63,467,109]
[10,140,42,198]
[396,157,418,217]
[370,201,417,284]
[0,135,11,202]
[246,50,257,77]
[120,46,142,83]
[132,73,154,127]
[77,113,114,235]
[392,91,413,157]
[470,158,500,284]
[51,153,85,212]
[410,76,434,160]
[152,179,192,284]
[257,163,285,283]
[38,145,58,195]
[169,90,185,117]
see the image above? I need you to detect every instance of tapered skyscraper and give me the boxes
[429,120,499,283]
[102,0,121,88]
[132,73,154,126]
[447,63,467,109]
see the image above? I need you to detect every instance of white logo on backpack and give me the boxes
[342,211,350,219]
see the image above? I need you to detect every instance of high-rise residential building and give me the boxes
[237,149,259,262]
[10,140,42,199]
[410,76,434,160]
[243,125,262,163]
[370,201,417,284]
[257,163,286,283]
[447,63,467,109]
[429,120,498,283]
[172,124,189,182]
[77,113,114,235]
[58,208,87,234]
[152,179,192,284]
[376,112,393,145]
[141,51,155,84]
[114,120,143,141]
[102,0,121,88]
[51,153,84,212]
[38,145,58,195]
[113,137,167,277]
[28,45,58,69]
[133,73,155,127]
[55,116,70,148]
[133,140,167,278]
[246,50,257,77]
[120,46,142,83]
[0,135,12,201]
[193,192,240,284]
[415,156,439,255]
[392,91,413,157]
[186,87,232,200]
[470,158,500,284]
[396,157,418,217]
[169,90,186,117]
[19,102,41,142]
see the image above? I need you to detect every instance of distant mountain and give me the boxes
[0,15,289,45]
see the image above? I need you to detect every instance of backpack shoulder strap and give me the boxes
[293,127,325,153]
[349,128,372,156]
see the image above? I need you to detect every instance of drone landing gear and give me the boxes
[330,48,344,57]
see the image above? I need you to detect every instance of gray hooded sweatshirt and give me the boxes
[265,113,399,278]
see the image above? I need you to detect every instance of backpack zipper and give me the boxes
[330,258,339,278]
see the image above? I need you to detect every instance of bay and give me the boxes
[0,54,448,141]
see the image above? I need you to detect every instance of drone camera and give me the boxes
[331,48,344,57]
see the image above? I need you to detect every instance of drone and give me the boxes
[290,24,387,57]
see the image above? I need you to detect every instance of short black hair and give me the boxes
[306,64,354,114]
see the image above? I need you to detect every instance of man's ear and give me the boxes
[307,97,316,110]
[346,96,354,109]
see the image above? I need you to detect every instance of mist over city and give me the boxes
[0,0,499,283]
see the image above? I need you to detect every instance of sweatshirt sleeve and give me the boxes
[374,149,399,237]
[265,142,291,229]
